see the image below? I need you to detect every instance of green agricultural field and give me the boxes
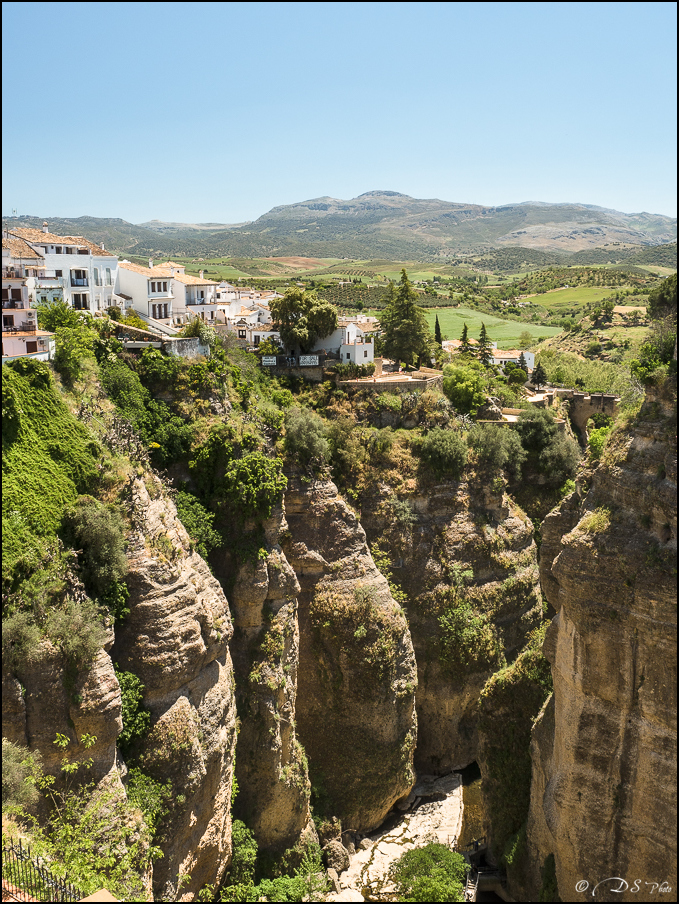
[526,286,622,314]
[364,306,563,349]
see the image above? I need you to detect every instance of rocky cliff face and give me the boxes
[362,477,543,774]
[218,507,314,854]
[112,476,238,902]
[527,387,677,902]
[282,473,418,833]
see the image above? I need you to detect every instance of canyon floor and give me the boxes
[327,773,463,902]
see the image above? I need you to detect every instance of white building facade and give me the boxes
[8,224,118,312]
[117,261,175,325]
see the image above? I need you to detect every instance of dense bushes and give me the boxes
[468,424,526,480]
[284,406,329,466]
[175,491,223,559]
[389,843,467,903]
[224,453,288,520]
[438,595,504,677]
[513,409,580,485]
[2,739,42,813]
[61,496,128,603]
[115,667,151,759]
[442,363,486,414]
[420,427,468,479]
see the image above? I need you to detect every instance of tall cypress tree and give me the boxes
[434,314,442,347]
[460,322,470,353]
[477,323,493,365]
[518,351,529,372]
[380,269,432,367]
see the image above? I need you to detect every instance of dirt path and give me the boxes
[326,773,463,902]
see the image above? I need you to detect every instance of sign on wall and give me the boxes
[261,356,277,366]
[299,355,319,366]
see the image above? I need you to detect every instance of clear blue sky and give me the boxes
[2,1,676,223]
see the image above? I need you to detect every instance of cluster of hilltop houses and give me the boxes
[3,221,531,373]
[2,221,380,366]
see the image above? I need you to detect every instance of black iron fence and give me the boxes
[2,838,84,902]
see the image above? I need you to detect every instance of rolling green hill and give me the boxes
[4,194,675,262]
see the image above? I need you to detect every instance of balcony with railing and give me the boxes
[70,277,89,287]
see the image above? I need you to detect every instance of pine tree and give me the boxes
[434,314,442,347]
[477,323,493,365]
[380,270,433,367]
[532,362,548,390]
[460,322,470,353]
[518,351,528,372]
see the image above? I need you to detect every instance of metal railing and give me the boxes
[2,838,85,902]
[70,278,88,287]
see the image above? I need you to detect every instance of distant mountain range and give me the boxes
[4,192,676,262]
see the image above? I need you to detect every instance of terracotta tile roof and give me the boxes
[154,269,216,286]
[60,236,116,257]
[8,228,115,256]
[156,261,185,269]
[442,338,479,348]
[119,260,163,277]
[2,236,45,260]
[491,349,524,358]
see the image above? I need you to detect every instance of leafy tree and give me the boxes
[181,317,217,348]
[531,362,548,390]
[420,428,467,479]
[460,322,471,353]
[223,453,287,520]
[2,740,42,812]
[284,406,330,466]
[270,287,337,354]
[468,424,527,480]
[477,322,493,365]
[380,270,432,367]
[442,363,486,415]
[54,325,96,385]
[514,408,580,483]
[647,272,677,321]
[390,843,467,903]
[434,314,442,347]
[36,298,81,332]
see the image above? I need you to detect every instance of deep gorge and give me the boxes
[2,325,676,903]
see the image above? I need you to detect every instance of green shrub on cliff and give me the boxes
[420,427,468,479]
[61,495,128,604]
[389,842,466,902]
[284,406,329,466]
[468,424,526,480]
[2,361,99,603]
[175,491,223,559]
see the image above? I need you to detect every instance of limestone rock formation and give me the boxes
[112,476,237,902]
[220,506,314,853]
[527,387,677,902]
[283,473,418,833]
[362,477,543,774]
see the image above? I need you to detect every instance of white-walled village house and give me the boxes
[116,261,175,325]
[152,265,218,325]
[7,223,118,312]
[2,236,55,363]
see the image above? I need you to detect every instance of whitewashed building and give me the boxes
[117,261,175,325]
[8,223,118,312]
[489,349,534,371]
[310,316,376,363]
[152,265,218,325]
[2,235,55,363]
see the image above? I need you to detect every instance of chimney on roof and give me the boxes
[42,221,49,233]
[199,270,204,279]
[149,259,153,269]
[100,242,105,250]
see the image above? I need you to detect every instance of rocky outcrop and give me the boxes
[221,507,314,853]
[362,476,543,774]
[112,476,237,902]
[4,633,123,792]
[283,473,418,833]
[527,388,677,902]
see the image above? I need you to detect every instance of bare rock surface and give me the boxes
[112,477,237,901]
[361,478,543,774]
[223,506,314,853]
[527,388,677,902]
[283,473,418,833]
